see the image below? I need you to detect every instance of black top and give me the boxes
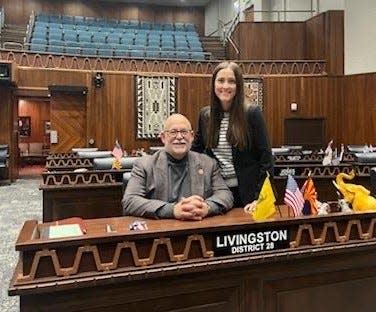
[192,105,274,205]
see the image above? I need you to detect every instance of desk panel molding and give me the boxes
[46,158,93,171]
[42,171,120,186]
[46,152,77,159]
[17,234,213,282]
[11,210,376,286]
[9,209,376,311]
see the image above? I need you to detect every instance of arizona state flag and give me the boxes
[301,177,318,215]
[252,175,276,221]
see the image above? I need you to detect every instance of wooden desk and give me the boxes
[40,170,125,221]
[273,163,371,204]
[9,208,376,312]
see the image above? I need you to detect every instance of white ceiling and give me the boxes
[101,0,211,7]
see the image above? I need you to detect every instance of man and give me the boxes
[122,114,234,220]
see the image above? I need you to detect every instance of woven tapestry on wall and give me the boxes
[244,78,263,110]
[136,75,176,139]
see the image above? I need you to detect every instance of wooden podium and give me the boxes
[9,208,376,312]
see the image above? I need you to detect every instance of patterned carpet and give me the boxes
[0,177,42,311]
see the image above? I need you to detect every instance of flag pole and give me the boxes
[276,204,283,217]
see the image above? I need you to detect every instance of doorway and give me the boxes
[17,97,50,178]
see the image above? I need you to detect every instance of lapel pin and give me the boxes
[198,168,204,175]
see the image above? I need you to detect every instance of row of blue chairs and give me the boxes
[32,29,200,40]
[29,43,206,60]
[30,38,203,52]
[31,34,202,47]
[35,14,196,32]
[33,24,199,37]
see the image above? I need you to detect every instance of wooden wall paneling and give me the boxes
[343,73,376,144]
[0,86,12,144]
[137,5,155,23]
[0,85,15,180]
[50,92,86,153]
[11,90,18,181]
[12,68,375,151]
[299,77,331,144]
[238,23,273,60]
[325,11,344,75]
[155,8,174,24]
[89,72,125,151]
[0,0,23,25]
[18,99,50,144]
[17,68,87,88]
[305,12,325,60]
[271,22,305,60]
[120,4,144,21]
[235,22,305,60]
[325,76,344,144]
[177,76,211,132]
[262,76,345,147]
[173,7,205,35]
[262,77,302,147]
[88,73,153,152]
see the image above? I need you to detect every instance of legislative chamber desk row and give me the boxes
[40,161,375,222]
[9,207,376,312]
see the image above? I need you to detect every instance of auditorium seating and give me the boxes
[28,13,208,61]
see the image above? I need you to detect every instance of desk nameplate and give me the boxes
[213,227,290,256]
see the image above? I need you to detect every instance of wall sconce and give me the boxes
[93,72,104,88]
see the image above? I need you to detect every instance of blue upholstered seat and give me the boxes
[31,38,47,45]
[30,43,47,52]
[48,45,64,53]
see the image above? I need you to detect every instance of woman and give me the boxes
[192,61,273,207]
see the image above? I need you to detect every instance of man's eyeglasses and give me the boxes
[164,129,192,138]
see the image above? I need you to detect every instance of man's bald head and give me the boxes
[161,113,194,160]
[163,114,192,131]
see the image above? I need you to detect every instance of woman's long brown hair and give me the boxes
[207,62,250,151]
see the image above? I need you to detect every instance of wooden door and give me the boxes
[50,93,87,152]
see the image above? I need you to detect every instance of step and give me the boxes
[0,36,25,41]
[3,30,26,35]
[0,35,25,41]
[4,24,27,29]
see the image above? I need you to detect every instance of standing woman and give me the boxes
[192,61,273,207]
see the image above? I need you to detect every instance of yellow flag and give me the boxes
[252,176,276,221]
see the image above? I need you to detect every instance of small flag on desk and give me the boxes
[112,140,123,161]
[252,175,276,221]
[284,175,304,217]
[301,176,318,215]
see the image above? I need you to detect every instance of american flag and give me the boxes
[284,175,304,217]
[112,140,123,161]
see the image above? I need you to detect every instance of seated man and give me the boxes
[122,114,233,220]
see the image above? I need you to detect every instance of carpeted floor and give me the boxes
[0,177,42,312]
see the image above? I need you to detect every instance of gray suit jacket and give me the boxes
[122,150,234,218]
